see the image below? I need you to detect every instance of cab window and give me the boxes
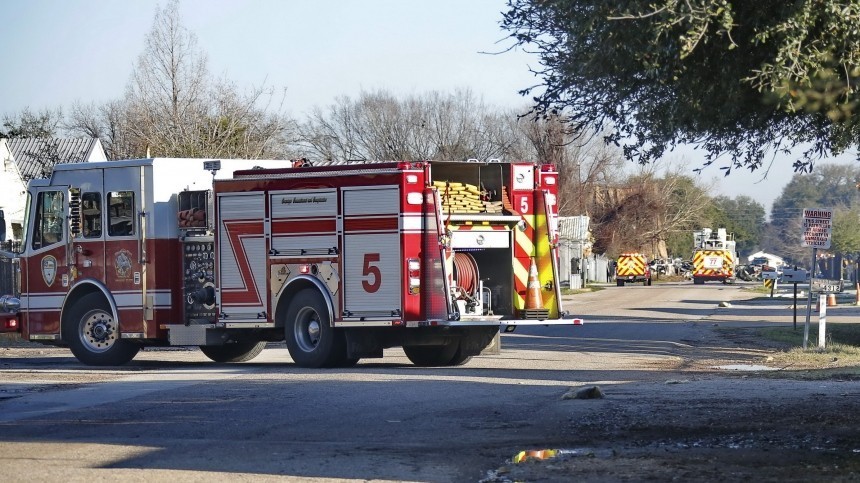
[82,192,102,238]
[108,191,135,237]
[32,191,64,250]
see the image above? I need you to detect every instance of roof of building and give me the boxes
[4,138,100,181]
[558,215,590,241]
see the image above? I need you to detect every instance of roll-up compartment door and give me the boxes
[342,186,401,317]
[217,192,267,319]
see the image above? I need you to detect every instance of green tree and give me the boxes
[501,1,860,173]
[704,196,766,256]
[768,164,860,265]
[831,206,860,256]
[771,164,860,224]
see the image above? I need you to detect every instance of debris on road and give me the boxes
[562,385,605,400]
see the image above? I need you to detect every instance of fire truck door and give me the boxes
[103,167,147,331]
[71,184,106,283]
[24,186,71,334]
[342,187,401,319]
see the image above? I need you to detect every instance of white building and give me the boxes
[747,250,785,268]
[0,138,106,241]
[558,215,590,287]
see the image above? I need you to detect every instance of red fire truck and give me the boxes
[0,158,578,367]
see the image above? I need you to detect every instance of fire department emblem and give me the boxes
[41,255,57,287]
[115,249,133,279]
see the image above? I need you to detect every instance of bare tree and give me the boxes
[590,165,711,258]
[67,0,296,159]
[297,89,509,162]
[123,0,208,155]
[66,100,138,159]
[506,115,626,216]
[2,107,63,138]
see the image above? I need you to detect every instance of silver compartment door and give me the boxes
[342,186,401,318]
[217,192,267,320]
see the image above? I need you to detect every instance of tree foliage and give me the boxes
[768,164,860,265]
[831,206,860,256]
[297,89,512,162]
[590,170,710,258]
[704,195,765,256]
[501,0,860,173]
[1,107,62,138]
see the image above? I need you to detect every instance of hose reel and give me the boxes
[452,252,479,299]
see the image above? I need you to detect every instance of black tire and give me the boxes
[616,279,624,287]
[200,340,266,363]
[693,277,704,285]
[284,288,346,368]
[403,342,459,367]
[446,346,473,366]
[62,292,139,366]
[645,278,652,286]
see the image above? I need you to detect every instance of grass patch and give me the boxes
[653,275,688,283]
[758,323,860,347]
[744,285,774,295]
[562,286,605,296]
[754,323,860,376]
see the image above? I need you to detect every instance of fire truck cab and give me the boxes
[0,158,578,367]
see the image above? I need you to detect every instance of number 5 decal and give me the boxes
[362,253,381,293]
[520,196,529,213]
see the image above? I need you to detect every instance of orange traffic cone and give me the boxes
[526,258,543,309]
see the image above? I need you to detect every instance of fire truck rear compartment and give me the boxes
[452,248,513,318]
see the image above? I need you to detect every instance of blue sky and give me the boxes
[1,0,855,212]
[3,0,538,116]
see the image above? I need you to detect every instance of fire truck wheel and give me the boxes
[403,343,460,367]
[646,278,652,286]
[693,277,704,285]
[616,279,624,287]
[446,347,473,367]
[62,292,140,366]
[284,288,346,368]
[199,340,266,363]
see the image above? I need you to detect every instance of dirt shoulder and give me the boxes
[487,290,860,482]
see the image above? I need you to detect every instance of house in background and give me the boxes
[747,250,785,268]
[0,138,106,242]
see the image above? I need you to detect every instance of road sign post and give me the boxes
[801,208,833,350]
[782,267,809,331]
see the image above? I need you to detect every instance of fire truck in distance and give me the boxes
[614,253,652,286]
[0,157,578,367]
[691,228,737,284]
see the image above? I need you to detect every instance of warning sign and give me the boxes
[801,208,832,249]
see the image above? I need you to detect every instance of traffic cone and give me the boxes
[526,258,543,309]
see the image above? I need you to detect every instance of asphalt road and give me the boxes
[0,281,854,482]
